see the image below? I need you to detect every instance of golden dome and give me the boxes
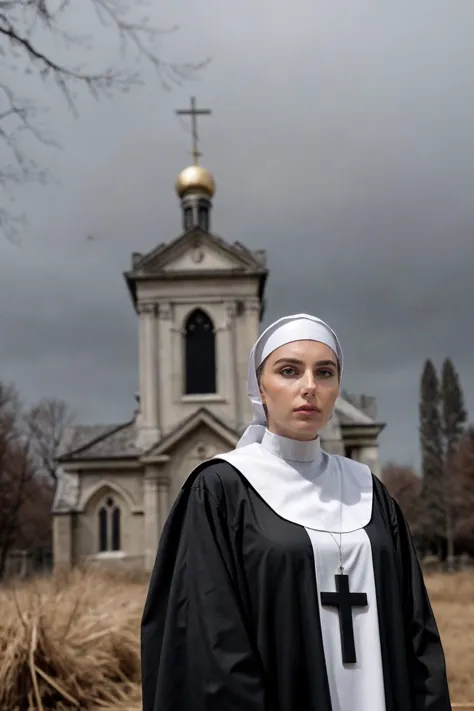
[175,165,216,198]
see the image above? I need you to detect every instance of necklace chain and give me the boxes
[327,530,344,574]
[325,477,344,575]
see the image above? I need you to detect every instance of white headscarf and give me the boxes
[237,313,343,448]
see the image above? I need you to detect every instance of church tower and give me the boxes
[52,97,384,575]
[124,97,268,451]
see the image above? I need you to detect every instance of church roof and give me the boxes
[335,396,377,426]
[124,227,268,307]
[335,394,385,434]
[130,226,267,273]
[57,419,139,462]
[56,407,240,464]
[142,407,239,460]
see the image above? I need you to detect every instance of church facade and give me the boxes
[52,130,385,572]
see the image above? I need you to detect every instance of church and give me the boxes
[52,99,385,572]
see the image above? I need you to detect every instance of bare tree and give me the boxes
[382,463,422,533]
[12,470,54,554]
[452,427,474,556]
[0,0,208,240]
[441,357,468,568]
[25,397,75,481]
[0,383,37,578]
[0,390,73,577]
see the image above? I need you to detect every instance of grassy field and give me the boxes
[0,567,472,710]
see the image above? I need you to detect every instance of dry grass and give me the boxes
[0,567,472,710]
[0,566,147,711]
[426,571,474,705]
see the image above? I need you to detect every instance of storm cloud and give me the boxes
[1,0,473,467]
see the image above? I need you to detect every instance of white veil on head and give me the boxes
[237,313,344,448]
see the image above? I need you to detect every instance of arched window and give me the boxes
[198,203,209,231]
[98,507,108,551]
[112,507,121,551]
[184,309,216,395]
[98,496,121,552]
[183,206,193,230]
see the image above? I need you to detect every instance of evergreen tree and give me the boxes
[441,358,467,567]
[441,358,467,459]
[419,360,444,552]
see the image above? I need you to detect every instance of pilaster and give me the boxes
[226,301,241,429]
[53,514,73,570]
[157,303,174,434]
[143,468,160,572]
[137,301,160,449]
[357,444,381,479]
[243,297,262,422]
[158,475,170,537]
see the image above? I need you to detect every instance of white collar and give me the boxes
[213,434,373,534]
[260,429,322,463]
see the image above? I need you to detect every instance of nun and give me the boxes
[141,313,451,711]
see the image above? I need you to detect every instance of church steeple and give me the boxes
[175,97,215,232]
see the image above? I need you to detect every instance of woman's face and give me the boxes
[258,339,339,441]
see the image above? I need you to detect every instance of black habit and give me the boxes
[140,460,451,711]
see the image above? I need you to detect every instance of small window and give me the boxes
[112,507,121,551]
[198,204,209,231]
[97,496,121,552]
[183,207,193,230]
[98,507,108,551]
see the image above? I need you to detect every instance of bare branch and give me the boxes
[0,0,210,240]
[25,397,75,481]
[383,463,422,533]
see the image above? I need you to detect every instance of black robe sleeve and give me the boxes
[390,496,452,710]
[140,466,268,711]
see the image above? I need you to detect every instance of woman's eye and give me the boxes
[319,369,335,378]
[280,367,296,377]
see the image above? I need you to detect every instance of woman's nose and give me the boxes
[301,373,317,393]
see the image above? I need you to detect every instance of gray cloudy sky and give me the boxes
[1,0,473,468]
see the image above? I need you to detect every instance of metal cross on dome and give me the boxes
[176,97,212,165]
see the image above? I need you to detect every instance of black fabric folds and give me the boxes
[141,462,269,711]
[141,462,451,711]
[368,477,452,711]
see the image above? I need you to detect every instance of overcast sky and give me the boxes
[1,0,473,468]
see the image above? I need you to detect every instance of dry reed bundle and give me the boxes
[0,566,147,711]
